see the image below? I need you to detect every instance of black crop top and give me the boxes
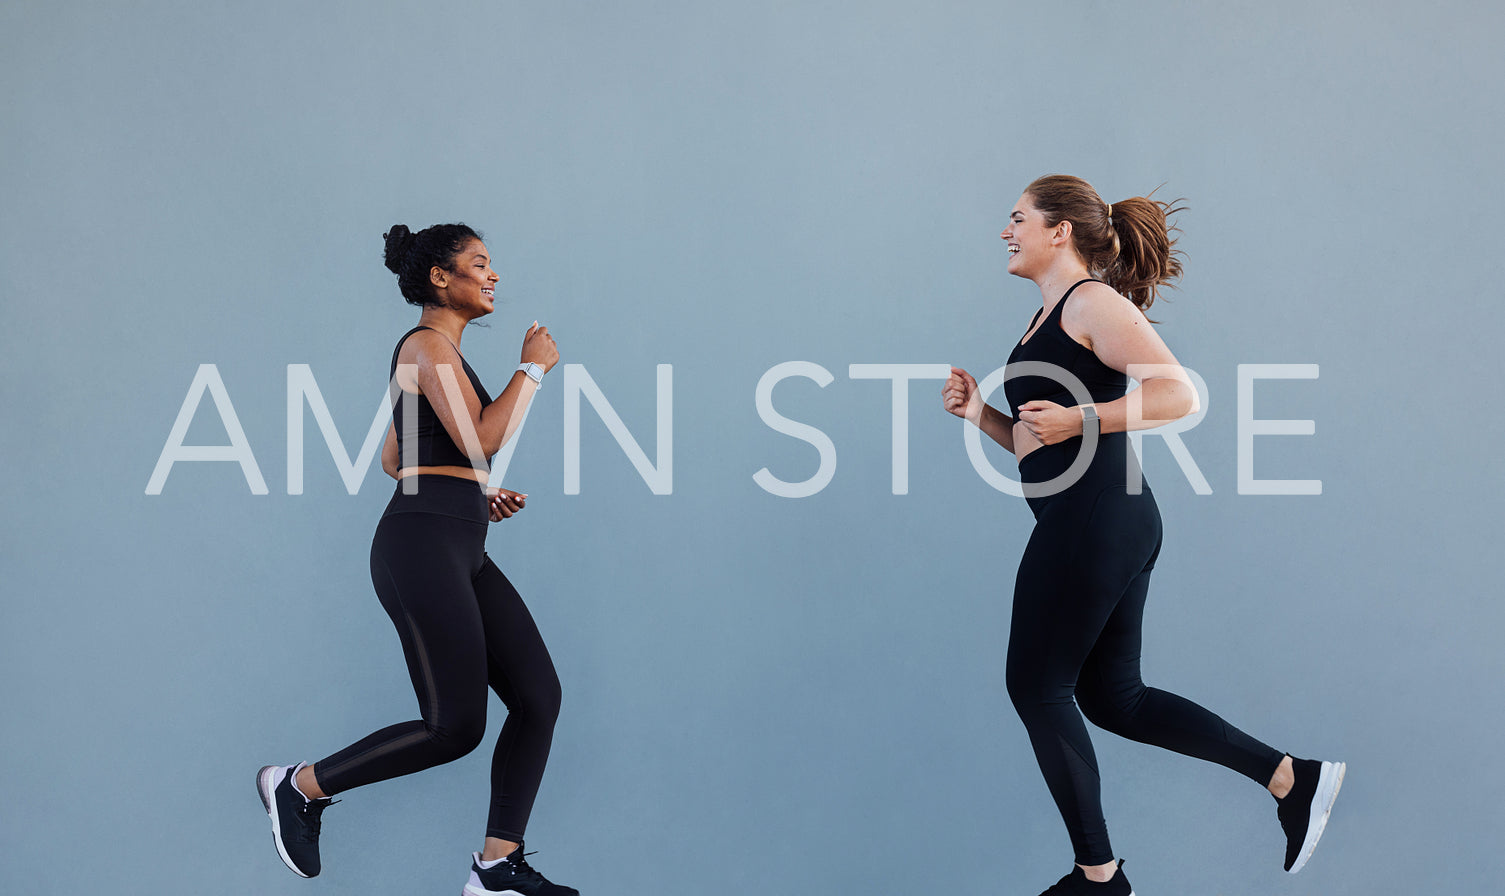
[390,326,494,469]
[1003,279,1128,420]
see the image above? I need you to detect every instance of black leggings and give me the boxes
[1007,434,1284,866]
[312,475,561,842]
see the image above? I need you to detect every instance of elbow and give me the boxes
[1161,394,1198,425]
[1145,379,1198,425]
[1179,379,1201,418]
[1177,389,1200,419]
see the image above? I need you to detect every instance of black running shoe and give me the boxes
[462,843,579,896]
[1276,755,1345,873]
[1038,860,1134,896]
[257,763,337,878]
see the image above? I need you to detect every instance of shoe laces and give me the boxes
[296,797,338,838]
[503,850,547,883]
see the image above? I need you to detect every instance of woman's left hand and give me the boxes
[487,487,528,522]
[1016,400,1083,446]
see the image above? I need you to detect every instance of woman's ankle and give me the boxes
[294,763,328,800]
[1077,860,1119,883]
[1267,753,1295,799]
[480,837,520,863]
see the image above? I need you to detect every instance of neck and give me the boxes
[416,306,470,346]
[1034,259,1093,307]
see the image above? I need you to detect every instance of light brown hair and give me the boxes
[1024,174,1185,314]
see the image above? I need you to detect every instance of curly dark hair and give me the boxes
[382,223,483,307]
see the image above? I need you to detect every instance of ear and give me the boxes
[430,266,448,290]
[1052,219,1073,246]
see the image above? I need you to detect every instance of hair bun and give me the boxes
[382,225,416,274]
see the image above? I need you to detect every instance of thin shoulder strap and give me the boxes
[389,325,433,377]
[1050,278,1117,318]
[1051,279,1096,316]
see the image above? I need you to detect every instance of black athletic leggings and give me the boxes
[1007,433,1284,866]
[312,475,561,842]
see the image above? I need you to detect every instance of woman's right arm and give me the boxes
[407,324,560,462]
[481,323,560,451]
[943,366,1016,455]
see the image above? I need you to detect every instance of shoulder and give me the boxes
[1063,282,1151,334]
[398,328,463,368]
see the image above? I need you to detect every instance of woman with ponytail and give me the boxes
[942,176,1343,895]
[256,223,578,896]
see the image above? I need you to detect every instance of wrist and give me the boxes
[517,362,545,387]
[1080,404,1099,437]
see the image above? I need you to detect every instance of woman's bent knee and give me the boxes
[1006,664,1066,720]
[432,713,488,762]
[500,671,562,726]
[1077,685,1139,736]
[527,673,562,725]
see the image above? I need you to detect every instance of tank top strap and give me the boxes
[1023,305,1045,334]
[390,325,435,378]
[1048,278,1101,321]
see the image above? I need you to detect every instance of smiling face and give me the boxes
[432,239,498,317]
[1000,193,1061,280]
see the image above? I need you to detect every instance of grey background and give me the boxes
[3,1,1500,893]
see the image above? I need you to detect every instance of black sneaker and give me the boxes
[257,763,337,878]
[1038,860,1134,896]
[462,843,579,896]
[1277,756,1345,873]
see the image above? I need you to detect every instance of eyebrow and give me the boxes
[471,253,489,262]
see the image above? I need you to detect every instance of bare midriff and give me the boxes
[396,466,490,486]
[1013,421,1045,463]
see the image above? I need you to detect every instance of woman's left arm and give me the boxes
[487,487,527,521]
[380,421,399,479]
[1017,288,1198,444]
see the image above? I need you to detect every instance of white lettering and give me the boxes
[564,364,674,495]
[849,364,952,495]
[754,362,837,498]
[1237,364,1321,495]
[1126,364,1212,495]
[146,364,268,495]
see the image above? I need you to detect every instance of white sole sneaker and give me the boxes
[463,881,525,896]
[1286,759,1345,874]
[257,764,307,878]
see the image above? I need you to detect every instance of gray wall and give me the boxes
[3,2,1499,893]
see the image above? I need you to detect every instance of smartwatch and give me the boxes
[1080,404,1099,436]
[518,362,545,387]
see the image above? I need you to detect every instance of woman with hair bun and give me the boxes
[256,223,578,896]
[943,176,1344,895]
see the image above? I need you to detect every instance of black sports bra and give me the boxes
[389,326,494,469]
[1003,279,1128,421]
